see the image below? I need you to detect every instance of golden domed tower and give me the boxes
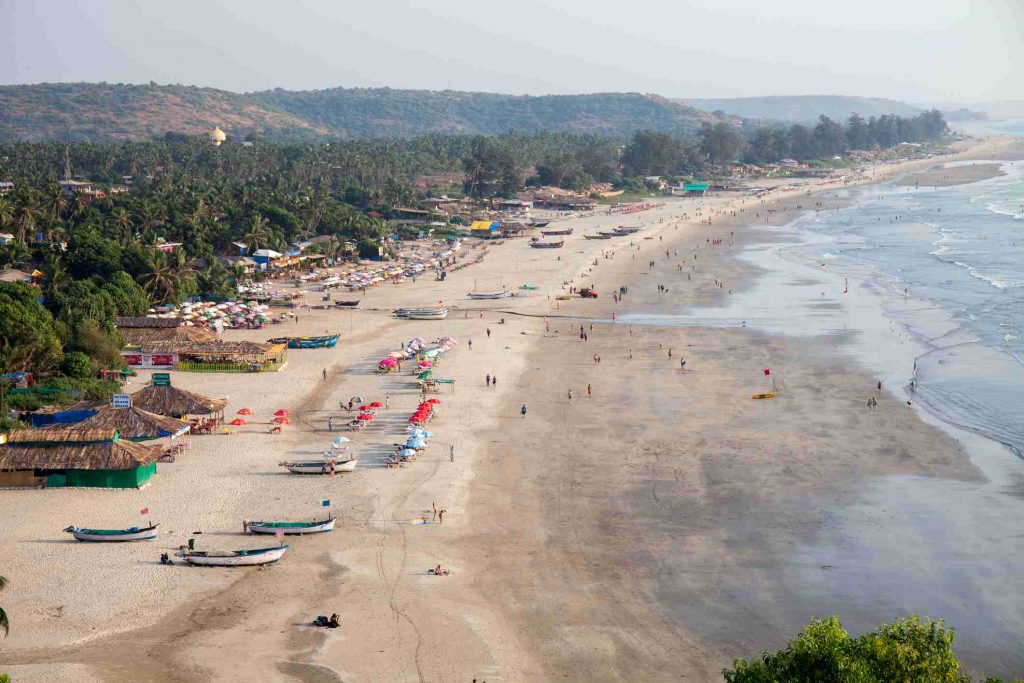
[210,126,227,146]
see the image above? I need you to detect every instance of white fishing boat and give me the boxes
[245,517,336,535]
[280,457,358,474]
[64,524,159,542]
[467,291,512,300]
[396,307,449,320]
[177,545,288,566]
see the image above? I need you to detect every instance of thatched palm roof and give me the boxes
[0,429,161,470]
[32,400,102,416]
[120,327,217,345]
[75,405,189,440]
[130,385,226,418]
[115,316,182,328]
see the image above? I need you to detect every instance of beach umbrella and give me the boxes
[357,414,373,421]
[274,409,290,416]
[357,404,372,411]
[418,361,432,368]
[407,439,426,448]
[273,416,291,424]
[368,401,383,408]
[349,395,364,404]
[426,398,441,404]
[333,436,350,444]
[236,408,254,415]
[229,418,247,426]
[399,448,417,457]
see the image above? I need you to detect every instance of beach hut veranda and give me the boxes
[0,428,161,489]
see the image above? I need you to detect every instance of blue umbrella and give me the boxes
[399,448,417,456]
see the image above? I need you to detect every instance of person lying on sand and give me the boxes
[430,564,451,576]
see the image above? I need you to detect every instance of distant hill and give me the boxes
[250,87,723,138]
[0,83,334,142]
[0,83,726,142]
[681,96,922,123]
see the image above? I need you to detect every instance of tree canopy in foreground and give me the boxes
[723,616,1020,683]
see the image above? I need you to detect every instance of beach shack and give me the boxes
[121,339,286,372]
[0,428,161,489]
[469,220,501,238]
[130,378,227,425]
[670,182,710,197]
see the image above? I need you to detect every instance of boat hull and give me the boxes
[529,240,565,249]
[282,459,358,474]
[64,525,159,542]
[180,545,288,566]
[541,228,573,236]
[247,518,336,535]
[467,291,512,300]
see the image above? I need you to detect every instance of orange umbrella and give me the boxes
[274,409,290,417]
[236,408,254,415]
[273,416,291,424]
[229,417,247,426]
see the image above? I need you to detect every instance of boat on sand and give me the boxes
[177,545,288,566]
[280,457,358,474]
[64,524,159,542]
[245,517,336,535]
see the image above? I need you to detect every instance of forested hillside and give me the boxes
[0,83,726,142]
[684,95,922,123]
[251,87,723,138]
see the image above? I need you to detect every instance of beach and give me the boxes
[2,136,1022,682]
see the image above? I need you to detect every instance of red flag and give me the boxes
[763,369,771,376]
[140,507,149,515]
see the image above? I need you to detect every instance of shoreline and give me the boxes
[2,135,1022,681]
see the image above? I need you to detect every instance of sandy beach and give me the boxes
[1,136,1021,682]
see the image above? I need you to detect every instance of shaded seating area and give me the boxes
[129,384,227,425]
[0,428,162,489]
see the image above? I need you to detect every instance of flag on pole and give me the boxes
[763,369,771,376]
[140,507,149,515]
[322,499,330,507]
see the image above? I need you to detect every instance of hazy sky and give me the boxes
[2,0,1021,103]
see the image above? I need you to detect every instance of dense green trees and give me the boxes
[723,616,1019,683]
[0,282,62,373]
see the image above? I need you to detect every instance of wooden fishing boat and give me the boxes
[64,524,159,542]
[597,230,619,237]
[267,334,340,348]
[529,220,552,228]
[395,307,449,320]
[177,545,288,566]
[583,233,612,240]
[752,393,776,400]
[614,226,641,234]
[334,300,360,307]
[541,227,573,236]
[529,239,565,249]
[245,517,336,535]
[280,458,358,474]
[467,291,513,300]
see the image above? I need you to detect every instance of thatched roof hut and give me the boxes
[115,316,217,346]
[130,385,226,420]
[75,405,190,440]
[0,428,161,488]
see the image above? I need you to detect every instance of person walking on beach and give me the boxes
[438,510,445,524]
[450,445,455,462]
[322,368,327,381]
[385,396,390,410]
[521,404,527,418]
[486,373,491,387]
[587,383,592,398]
[680,358,686,369]
[486,328,491,338]
[568,388,573,403]
[468,339,473,351]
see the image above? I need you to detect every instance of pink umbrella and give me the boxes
[274,409,290,417]
[273,416,291,424]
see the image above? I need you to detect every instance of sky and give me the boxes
[1,0,1022,104]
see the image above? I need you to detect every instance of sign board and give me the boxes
[111,393,132,409]
[152,373,172,386]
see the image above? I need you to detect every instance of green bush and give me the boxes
[61,351,93,379]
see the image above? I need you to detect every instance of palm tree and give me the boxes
[44,183,67,223]
[0,197,14,234]
[111,207,133,242]
[0,574,9,636]
[243,214,271,253]
[136,250,180,304]
[12,200,39,243]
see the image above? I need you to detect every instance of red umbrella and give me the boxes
[426,398,441,404]
[273,416,291,424]
[357,413,373,421]
[274,409,290,417]
[368,401,383,408]
[236,408,254,415]
[357,404,372,411]
[229,418,247,426]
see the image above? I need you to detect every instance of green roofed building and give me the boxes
[0,428,161,489]
[671,182,710,197]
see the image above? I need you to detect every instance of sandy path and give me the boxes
[1,136,1018,681]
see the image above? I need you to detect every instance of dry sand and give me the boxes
[0,136,1018,681]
